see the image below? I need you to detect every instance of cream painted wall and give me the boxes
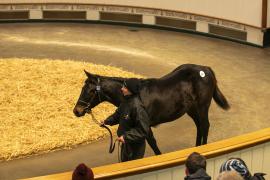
[1,0,263,27]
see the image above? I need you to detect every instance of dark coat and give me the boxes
[72,163,94,180]
[184,168,211,180]
[104,95,150,161]
[104,95,150,143]
[250,173,266,180]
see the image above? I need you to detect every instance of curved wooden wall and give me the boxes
[23,128,270,180]
[0,1,269,46]
[0,0,266,28]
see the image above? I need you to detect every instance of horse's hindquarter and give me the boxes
[139,65,216,126]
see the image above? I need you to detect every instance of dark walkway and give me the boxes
[0,23,269,180]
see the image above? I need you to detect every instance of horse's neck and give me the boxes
[102,76,125,106]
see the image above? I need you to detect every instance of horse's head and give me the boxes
[73,70,106,117]
[73,70,124,117]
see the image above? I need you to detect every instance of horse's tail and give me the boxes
[208,68,230,110]
[214,85,230,110]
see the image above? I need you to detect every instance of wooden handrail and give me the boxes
[22,127,270,180]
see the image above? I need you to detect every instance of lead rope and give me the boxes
[118,141,122,163]
[89,111,118,154]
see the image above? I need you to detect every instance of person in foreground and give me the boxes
[219,158,266,180]
[103,78,150,162]
[217,171,244,180]
[72,163,94,180]
[184,152,211,180]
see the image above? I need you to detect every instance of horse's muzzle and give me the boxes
[73,105,87,117]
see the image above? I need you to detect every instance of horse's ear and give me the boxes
[84,70,94,78]
[84,70,98,82]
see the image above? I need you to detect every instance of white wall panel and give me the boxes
[213,155,227,178]
[251,144,264,174]
[247,26,264,45]
[172,166,185,180]
[206,160,215,178]
[141,172,157,180]
[240,149,253,170]
[126,174,143,180]
[29,10,42,19]
[226,151,241,158]
[0,0,263,27]
[86,10,99,20]
[116,177,126,180]
[157,169,172,180]
[262,142,270,180]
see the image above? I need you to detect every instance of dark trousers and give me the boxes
[120,140,146,162]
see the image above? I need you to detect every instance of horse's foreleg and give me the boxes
[146,128,162,155]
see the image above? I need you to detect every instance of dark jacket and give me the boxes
[104,95,150,143]
[184,168,211,180]
[250,173,266,180]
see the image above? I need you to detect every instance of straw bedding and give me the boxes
[0,58,143,161]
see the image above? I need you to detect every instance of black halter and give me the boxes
[78,78,102,113]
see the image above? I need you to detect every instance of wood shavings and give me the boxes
[0,58,143,161]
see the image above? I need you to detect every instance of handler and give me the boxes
[102,78,150,162]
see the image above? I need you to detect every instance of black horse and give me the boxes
[73,64,230,154]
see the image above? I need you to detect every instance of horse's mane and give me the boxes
[105,76,126,82]
[99,74,146,83]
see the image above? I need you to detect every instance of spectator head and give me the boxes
[185,152,207,175]
[219,158,251,180]
[72,163,94,180]
[217,170,244,180]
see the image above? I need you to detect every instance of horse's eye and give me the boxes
[87,87,94,93]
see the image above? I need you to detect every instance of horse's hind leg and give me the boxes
[198,107,210,145]
[187,110,202,146]
[146,128,162,155]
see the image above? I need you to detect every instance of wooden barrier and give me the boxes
[22,128,270,180]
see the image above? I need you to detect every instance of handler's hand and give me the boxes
[100,120,105,126]
[117,136,125,143]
